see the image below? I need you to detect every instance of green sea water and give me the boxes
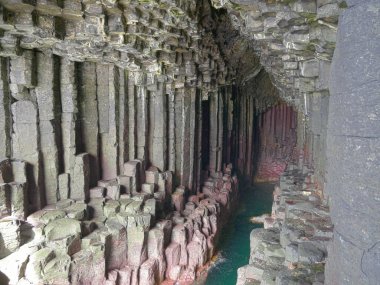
[202,183,274,285]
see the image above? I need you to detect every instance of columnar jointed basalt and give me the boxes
[0,0,235,212]
[209,0,343,190]
[237,166,332,285]
[0,162,238,285]
[0,1,242,284]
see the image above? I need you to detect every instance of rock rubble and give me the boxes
[0,161,238,285]
[237,166,332,285]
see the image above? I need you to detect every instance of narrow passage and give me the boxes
[203,183,274,285]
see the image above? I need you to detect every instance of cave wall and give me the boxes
[325,1,380,284]
[210,0,342,195]
[254,103,297,182]
[211,0,379,284]
[0,0,378,284]
[0,0,237,214]
[231,70,298,182]
[0,1,243,284]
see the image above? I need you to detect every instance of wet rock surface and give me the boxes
[237,166,332,285]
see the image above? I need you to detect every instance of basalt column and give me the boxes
[231,70,297,183]
[325,1,380,284]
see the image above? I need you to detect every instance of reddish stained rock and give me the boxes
[172,187,185,213]
[139,258,158,285]
[106,270,118,285]
[156,219,173,248]
[165,242,181,278]
[168,265,182,281]
[148,227,165,259]
[70,247,106,285]
[105,219,127,270]
[0,159,238,285]
[178,268,196,283]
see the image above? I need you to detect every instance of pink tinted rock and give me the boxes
[139,258,158,285]
[188,195,199,205]
[168,265,182,281]
[184,221,194,242]
[117,265,138,285]
[145,167,159,184]
[207,235,215,259]
[187,241,204,270]
[178,268,196,283]
[156,219,173,247]
[202,186,214,198]
[156,255,167,283]
[105,270,118,285]
[223,181,232,191]
[202,216,211,234]
[148,227,164,258]
[171,225,188,266]
[179,244,188,267]
[70,247,106,285]
[217,191,229,207]
[165,242,180,278]
[126,224,148,266]
[171,224,187,245]
[105,220,127,270]
[123,160,143,177]
[163,171,173,195]
[172,187,185,213]
[209,214,218,234]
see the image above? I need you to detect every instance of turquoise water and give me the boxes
[203,183,274,285]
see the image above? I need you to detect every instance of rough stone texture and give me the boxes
[325,1,380,284]
[237,167,332,285]
[0,0,378,284]
[0,159,238,285]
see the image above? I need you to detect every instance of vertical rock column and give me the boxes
[174,88,184,185]
[9,51,44,210]
[127,70,137,161]
[135,70,148,163]
[0,58,11,158]
[245,94,254,178]
[167,83,176,174]
[118,68,128,173]
[60,59,78,200]
[35,52,61,205]
[11,101,41,210]
[185,52,197,192]
[97,63,119,180]
[217,88,224,173]
[78,62,99,187]
[181,87,192,189]
[188,86,197,192]
[209,92,218,174]
[209,91,224,174]
[150,79,167,171]
[192,88,203,194]
[326,1,380,284]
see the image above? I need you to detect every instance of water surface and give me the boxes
[202,183,274,285]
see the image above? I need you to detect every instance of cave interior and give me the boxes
[0,0,379,285]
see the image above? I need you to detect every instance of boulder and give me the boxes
[44,218,82,241]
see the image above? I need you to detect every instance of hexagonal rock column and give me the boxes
[325,1,380,284]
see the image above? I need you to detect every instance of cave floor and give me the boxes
[200,183,274,285]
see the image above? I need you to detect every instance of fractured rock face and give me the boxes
[44,218,82,241]
[237,167,332,285]
[0,157,238,285]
